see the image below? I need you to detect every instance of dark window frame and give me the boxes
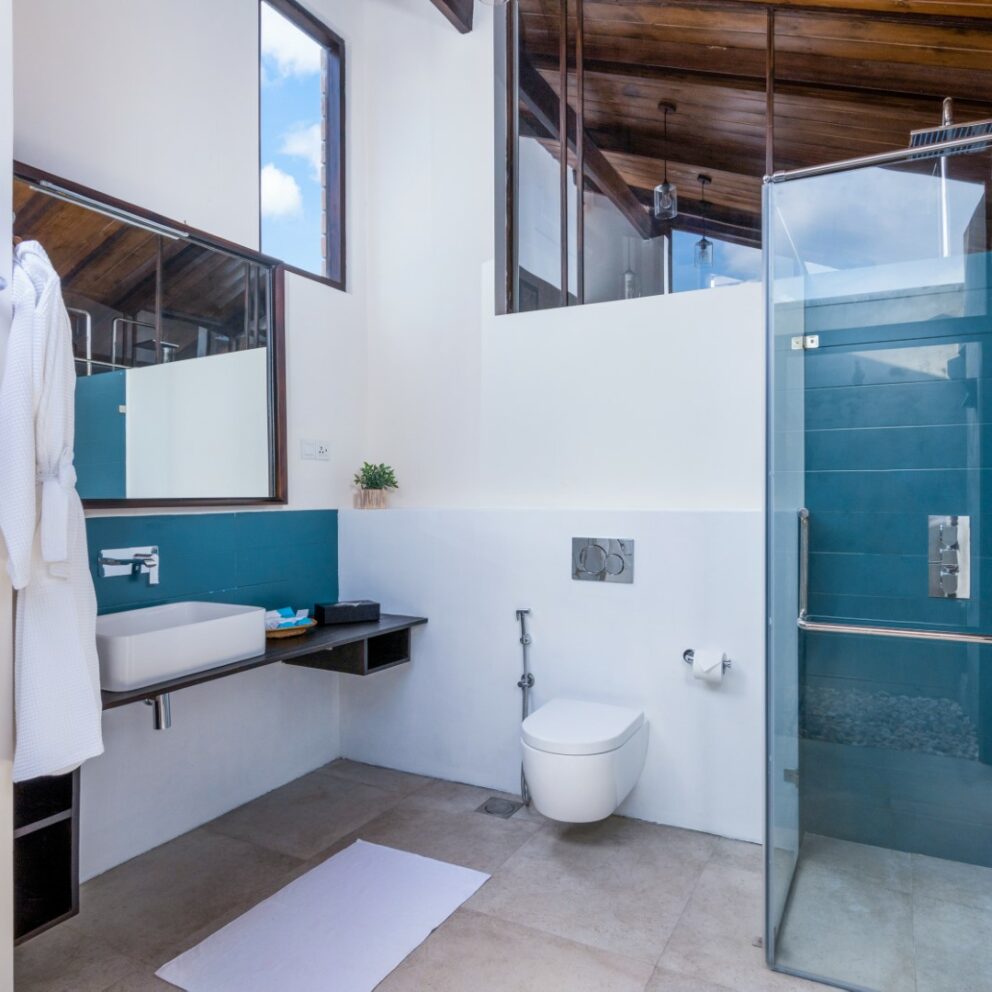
[259,0,346,292]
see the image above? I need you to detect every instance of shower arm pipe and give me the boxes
[767,129,992,184]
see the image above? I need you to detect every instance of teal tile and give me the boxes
[86,510,337,614]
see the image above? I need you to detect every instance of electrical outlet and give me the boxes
[300,438,316,460]
[316,441,330,462]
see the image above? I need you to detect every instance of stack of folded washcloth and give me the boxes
[265,608,312,631]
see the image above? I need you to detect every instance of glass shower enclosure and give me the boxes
[766,133,992,991]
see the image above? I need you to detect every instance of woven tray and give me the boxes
[265,619,318,640]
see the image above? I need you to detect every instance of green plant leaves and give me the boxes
[353,461,398,490]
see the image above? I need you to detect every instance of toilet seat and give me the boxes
[522,698,644,756]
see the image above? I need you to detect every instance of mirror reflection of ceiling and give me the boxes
[12,179,264,367]
[517,1,992,248]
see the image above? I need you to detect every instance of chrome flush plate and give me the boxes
[572,538,634,584]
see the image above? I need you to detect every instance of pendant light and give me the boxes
[694,174,713,268]
[623,239,641,300]
[653,102,678,221]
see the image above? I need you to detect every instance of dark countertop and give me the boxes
[101,614,428,710]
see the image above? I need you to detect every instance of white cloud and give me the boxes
[261,163,302,218]
[280,122,323,182]
[261,3,322,79]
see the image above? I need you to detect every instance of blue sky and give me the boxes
[260,2,325,276]
[673,230,762,293]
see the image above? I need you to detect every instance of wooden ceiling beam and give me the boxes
[568,0,992,29]
[588,123,768,177]
[428,0,474,33]
[519,55,657,239]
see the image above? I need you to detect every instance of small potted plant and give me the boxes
[353,462,398,509]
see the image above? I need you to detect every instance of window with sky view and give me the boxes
[260,1,329,279]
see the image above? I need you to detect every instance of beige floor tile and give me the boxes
[399,778,530,817]
[377,909,654,992]
[914,895,992,992]
[103,969,177,991]
[14,921,136,992]
[913,853,992,914]
[801,833,913,893]
[205,767,399,859]
[646,968,739,992]
[72,827,301,966]
[321,758,434,796]
[774,860,915,992]
[660,863,826,992]
[710,837,763,874]
[468,816,714,964]
[330,802,542,875]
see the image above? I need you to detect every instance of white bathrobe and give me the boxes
[0,241,104,781]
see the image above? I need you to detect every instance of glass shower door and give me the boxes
[766,142,992,992]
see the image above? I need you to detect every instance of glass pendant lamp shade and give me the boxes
[694,236,714,268]
[694,173,713,268]
[654,102,678,220]
[654,181,678,220]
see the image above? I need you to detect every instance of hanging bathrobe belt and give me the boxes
[36,446,76,565]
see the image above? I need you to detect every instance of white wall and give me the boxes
[339,508,764,842]
[126,349,270,499]
[11,0,372,878]
[344,1,767,842]
[480,283,764,510]
[0,0,17,982]
[13,0,260,249]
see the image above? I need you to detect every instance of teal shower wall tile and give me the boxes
[807,591,971,628]
[806,511,930,557]
[805,468,980,513]
[806,378,987,432]
[806,425,970,472]
[86,510,337,615]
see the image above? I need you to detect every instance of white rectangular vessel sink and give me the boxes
[96,601,266,692]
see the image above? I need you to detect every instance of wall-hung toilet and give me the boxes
[521,698,648,823]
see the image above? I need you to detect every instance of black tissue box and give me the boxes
[314,600,381,626]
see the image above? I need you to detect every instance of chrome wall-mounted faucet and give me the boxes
[99,546,160,586]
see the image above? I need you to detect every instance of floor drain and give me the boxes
[476,797,523,819]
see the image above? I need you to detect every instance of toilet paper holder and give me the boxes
[683,649,732,673]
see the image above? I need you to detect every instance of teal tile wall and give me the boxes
[801,312,992,867]
[75,371,126,500]
[86,510,338,615]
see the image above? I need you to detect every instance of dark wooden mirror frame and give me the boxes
[13,161,289,509]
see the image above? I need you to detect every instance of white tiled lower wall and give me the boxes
[338,508,765,843]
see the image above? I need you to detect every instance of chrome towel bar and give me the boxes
[797,617,992,646]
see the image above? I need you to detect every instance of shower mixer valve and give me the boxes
[928,515,970,600]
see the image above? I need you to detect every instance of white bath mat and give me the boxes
[156,840,489,992]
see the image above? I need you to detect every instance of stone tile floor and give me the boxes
[777,834,992,992]
[16,760,831,992]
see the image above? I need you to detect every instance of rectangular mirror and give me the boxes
[13,166,287,506]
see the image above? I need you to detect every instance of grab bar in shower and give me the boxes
[795,507,992,645]
[797,617,992,646]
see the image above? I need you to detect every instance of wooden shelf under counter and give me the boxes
[101,614,428,711]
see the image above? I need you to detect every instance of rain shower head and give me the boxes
[909,97,992,159]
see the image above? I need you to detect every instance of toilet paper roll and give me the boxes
[692,649,725,684]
